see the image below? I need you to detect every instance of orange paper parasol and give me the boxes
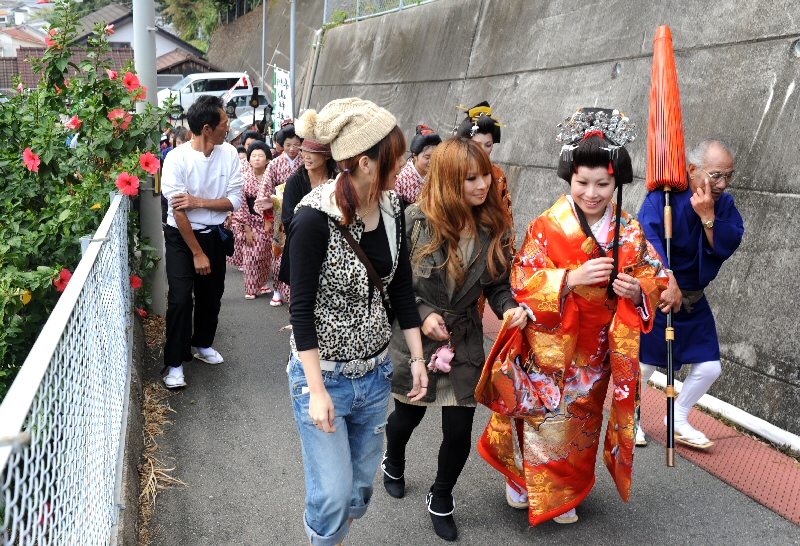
[647,25,688,192]
[646,25,687,468]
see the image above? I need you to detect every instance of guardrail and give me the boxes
[0,194,133,545]
[324,0,439,25]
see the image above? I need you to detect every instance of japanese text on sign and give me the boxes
[273,68,293,132]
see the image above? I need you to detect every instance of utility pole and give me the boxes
[290,0,296,118]
[261,0,267,90]
[132,0,167,315]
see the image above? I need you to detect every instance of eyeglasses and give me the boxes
[701,169,735,184]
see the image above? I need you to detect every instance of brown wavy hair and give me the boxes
[416,137,512,284]
[335,125,406,225]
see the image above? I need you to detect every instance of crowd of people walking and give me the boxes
[158,95,743,545]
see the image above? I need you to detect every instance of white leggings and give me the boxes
[640,361,722,421]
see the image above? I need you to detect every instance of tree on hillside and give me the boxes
[164,0,263,51]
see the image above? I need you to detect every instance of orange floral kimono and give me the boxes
[477,195,667,526]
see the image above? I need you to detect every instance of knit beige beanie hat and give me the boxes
[295,98,397,161]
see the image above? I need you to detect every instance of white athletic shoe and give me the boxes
[192,346,224,364]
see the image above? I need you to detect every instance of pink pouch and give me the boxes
[428,343,455,373]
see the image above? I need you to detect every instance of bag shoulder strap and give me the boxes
[334,222,388,301]
[409,218,423,257]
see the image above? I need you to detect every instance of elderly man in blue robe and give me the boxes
[637,138,745,449]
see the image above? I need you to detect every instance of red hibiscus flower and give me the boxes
[139,151,160,174]
[64,115,82,130]
[106,69,118,80]
[130,275,143,289]
[123,71,140,93]
[54,269,72,292]
[45,28,59,48]
[136,308,148,318]
[108,109,132,130]
[115,172,140,196]
[23,147,40,172]
[104,24,115,35]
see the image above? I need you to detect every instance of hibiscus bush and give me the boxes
[0,0,170,398]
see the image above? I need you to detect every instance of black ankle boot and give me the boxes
[426,486,457,541]
[381,452,405,499]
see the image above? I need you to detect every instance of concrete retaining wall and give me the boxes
[309,0,800,435]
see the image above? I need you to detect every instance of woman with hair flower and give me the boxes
[477,108,667,526]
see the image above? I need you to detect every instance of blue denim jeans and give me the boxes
[288,351,393,546]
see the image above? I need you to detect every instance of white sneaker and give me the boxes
[192,346,224,364]
[635,424,648,446]
[163,365,186,388]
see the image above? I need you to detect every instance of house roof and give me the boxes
[74,3,132,39]
[0,26,45,44]
[73,3,205,58]
[156,48,223,72]
[0,56,19,92]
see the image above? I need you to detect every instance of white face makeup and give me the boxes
[570,165,615,224]
[470,132,494,157]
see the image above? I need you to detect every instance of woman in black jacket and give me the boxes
[383,137,527,542]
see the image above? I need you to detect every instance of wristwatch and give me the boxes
[702,219,715,229]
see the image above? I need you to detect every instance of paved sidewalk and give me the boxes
[145,266,800,545]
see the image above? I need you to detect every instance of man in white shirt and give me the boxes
[161,95,244,388]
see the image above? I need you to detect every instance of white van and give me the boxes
[157,72,253,118]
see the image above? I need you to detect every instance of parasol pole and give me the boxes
[664,186,676,467]
[646,25,688,467]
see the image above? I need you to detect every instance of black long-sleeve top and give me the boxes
[289,206,421,353]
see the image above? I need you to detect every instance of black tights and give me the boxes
[385,399,476,499]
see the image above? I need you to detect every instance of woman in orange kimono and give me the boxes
[476,108,668,526]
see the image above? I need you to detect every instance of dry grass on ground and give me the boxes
[138,314,187,546]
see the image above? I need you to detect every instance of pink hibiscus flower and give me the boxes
[106,69,119,80]
[54,269,72,292]
[17,82,23,93]
[108,109,132,130]
[64,115,82,130]
[115,172,140,196]
[104,24,115,35]
[45,28,59,48]
[123,72,140,93]
[139,151,160,174]
[23,147,40,172]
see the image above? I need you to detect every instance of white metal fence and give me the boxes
[324,0,439,24]
[0,194,133,545]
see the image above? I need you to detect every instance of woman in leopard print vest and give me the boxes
[287,98,428,546]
